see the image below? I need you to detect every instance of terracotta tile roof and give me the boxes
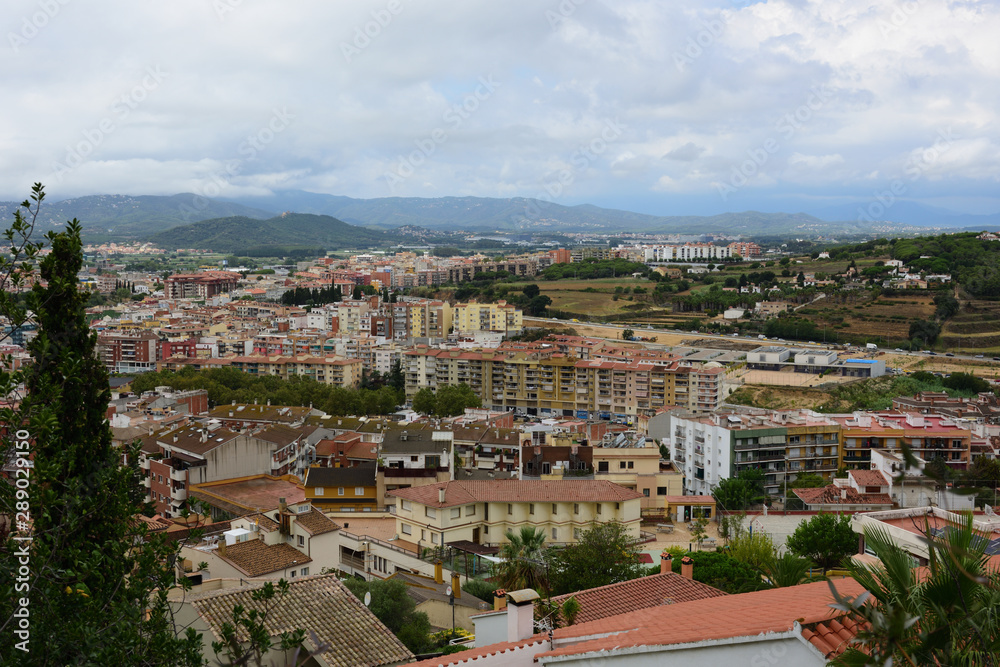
[547,572,727,625]
[388,480,644,508]
[793,484,894,508]
[189,574,413,666]
[408,636,549,667]
[801,615,868,659]
[538,579,865,659]
[218,539,312,578]
[849,469,889,487]
[293,507,340,536]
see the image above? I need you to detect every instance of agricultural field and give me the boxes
[795,293,936,344]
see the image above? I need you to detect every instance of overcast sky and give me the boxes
[3,0,999,216]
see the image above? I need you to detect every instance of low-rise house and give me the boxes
[304,461,381,511]
[389,479,644,550]
[176,574,413,666]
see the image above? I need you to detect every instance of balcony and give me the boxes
[142,476,151,488]
[171,487,188,501]
[170,468,187,482]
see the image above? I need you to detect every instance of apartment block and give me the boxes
[403,347,724,420]
[453,300,523,335]
[831,412,971,471]
[97,329,160,373]
[389,480,643,549]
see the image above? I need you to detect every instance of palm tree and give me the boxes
[492,526,549,593]
[762,552,812,588]
[830,514,1000,666]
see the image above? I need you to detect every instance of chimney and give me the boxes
[438,486,446,504]
[451,572,461,600]
[200,430,207,443]
[506,589,540,642]
[493,590,507,611]
[841,488,847,501]
[660,552,672,575]
[681,556,694,580]
[173,435,178,443]
[434,560,444,584]
[279,497,287,513]
[218,540,227,557]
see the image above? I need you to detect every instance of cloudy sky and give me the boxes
[3,0,999,216]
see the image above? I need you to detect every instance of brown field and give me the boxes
[797,294,936,342]
[727,384,833,411]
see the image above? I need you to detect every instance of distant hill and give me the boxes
[223,190,929,237]
[811,201,1000,228]
[0,194,275,241]
[147,212,390,253]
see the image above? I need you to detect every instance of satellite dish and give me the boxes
[446,586,452,596]
[364,592,372,607]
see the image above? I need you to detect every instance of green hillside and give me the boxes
[147,213,389,253]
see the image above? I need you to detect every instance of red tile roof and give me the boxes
[793,484,893,508]
[849,469,889,487]
[388,480,645,507]
[218,539,312,577]
[802,615,868,659]
[547,572,727,625]
[537,579,865,659]
[408,636,550,667]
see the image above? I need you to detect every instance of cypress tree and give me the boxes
[0,190,202,665]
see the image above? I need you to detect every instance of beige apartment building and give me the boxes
[227,355,363,388]
[453,301,523,335]
[389,480,643,549]
[403,348,723,420]
[407,300,452,338]
[592,441,683,511]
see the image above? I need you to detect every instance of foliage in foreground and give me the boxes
[341,578,432,654]
[830,515,1000,666]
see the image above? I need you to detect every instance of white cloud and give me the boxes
[0,0,998,215]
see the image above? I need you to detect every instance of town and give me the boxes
[5,229,1000,664]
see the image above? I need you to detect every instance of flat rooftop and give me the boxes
[190,475,305,514]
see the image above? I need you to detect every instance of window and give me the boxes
[301,567,309,576]
[451,508,461,519]
[355,486,364,496]
[551,504,557,514]
[627,461,634,469]
[657,486,667,496]
[573,528,581,540]
[573,503,579,515]
[643,488,650,497]
[290,570,296,577]
[596,503,602,515]
[421,529,427,540]
[425,507,437,518]
[431,533,439,544]
[400,499,411,511]
[598,461,609,473]
[529,503,535,515]
[338,487,345,496]
[619,461,626,469]
[315,487,324,496]
[298,535,305,546]
[507,503,512,515]
[551,527,557,540]
[401,523,412,535]
[465,505,475,516]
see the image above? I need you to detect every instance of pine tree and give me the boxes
[0,187,203,665]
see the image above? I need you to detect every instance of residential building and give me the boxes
[96,329,160,373]
[304,462,380,511]
[174,574,412,667]
[165,271,239,300]
[389,480,644,550]
[453,301,523,335]
[831,412,971,471]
